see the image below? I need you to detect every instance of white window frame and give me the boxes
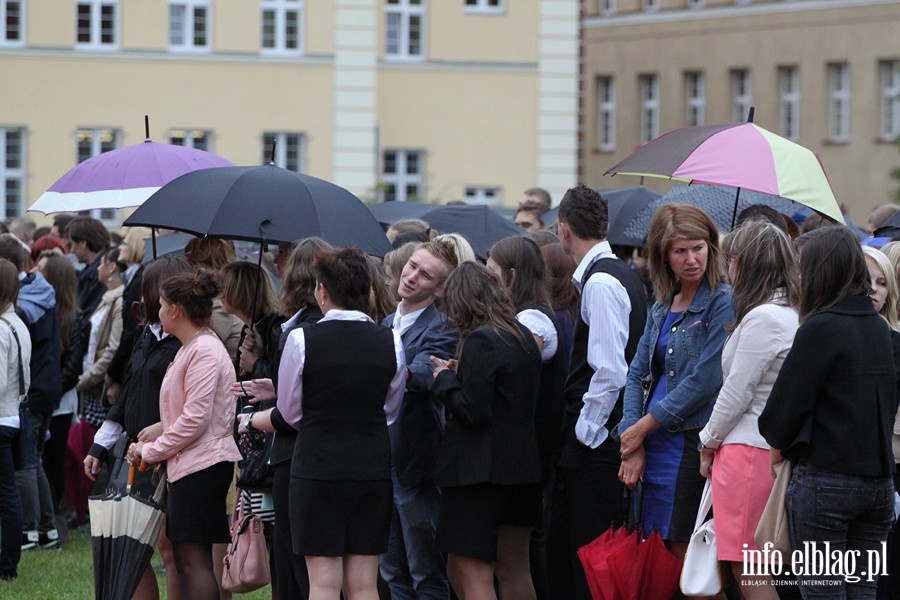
[828,63,850,143]
[779,66,800,141]
[685,71,705,126]
[464,187,501,206]
[76,128,120,224]
[263,132,304,172]
[76,1,119,50]
[1,127,25,219]
[597,75,616,152]
[261,0,302,55]
[385,0,424,61]
[464,0,503,14]
[731,69,752,122]
[169,0,210,52]
[382,150,424,202]
[600,0,616,16]
[169,129,211,151]
[640,74,659,142]
[881,60,900,142]
[1,1,24,46]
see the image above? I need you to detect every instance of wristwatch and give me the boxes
[242,412,255,431]
[697,440,711,452]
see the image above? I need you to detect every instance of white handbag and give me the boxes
[680,479,725,596]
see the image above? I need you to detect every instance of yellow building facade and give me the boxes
[581,0,900,225]
[1,0,580,225]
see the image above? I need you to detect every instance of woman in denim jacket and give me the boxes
[618,204,733,560]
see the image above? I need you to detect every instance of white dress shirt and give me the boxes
[517,309,558,362]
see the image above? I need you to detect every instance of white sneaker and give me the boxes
[21,530,38,551]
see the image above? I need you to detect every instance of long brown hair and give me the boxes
[796,227,870,322]
[488,236,551,311]
[440,261,526,356]
[646,203,725,303]
[39,256,78,351]
[722,220,799,331]
[220,261,277,323]
[279,237,333,316]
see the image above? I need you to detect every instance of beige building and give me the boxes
[581,0,900,226]
[0,0,580,226]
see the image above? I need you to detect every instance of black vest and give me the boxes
[292,319,397,481]
[563,256,648,435]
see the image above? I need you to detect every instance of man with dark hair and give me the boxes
[380,240,459,600]
[514,206,544,232]
[0,234,62,550]
[65,217,110,315]
[519,187,552,213]
[549,185,648,600]
[735,204,790,235]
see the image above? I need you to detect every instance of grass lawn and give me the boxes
[1,529,272,599]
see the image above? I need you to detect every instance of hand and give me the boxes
[230,379,276,402]
[127,442,145,465]
[83,455,101,482]
[137,422,163,443]
[429,356,457,380]
[105,379,121,405]
[239,336,259,374]
[619,414,659,459]
[699,447,715,479]
[618,446,645,489]
[769,448,784,479]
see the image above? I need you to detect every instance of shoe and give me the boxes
[0,571,16,581]
[39,529,60,549]
[21,530,38,551]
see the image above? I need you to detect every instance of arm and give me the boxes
[275,328,306,430]
[431,331,497,429]
[384,330,407,425]
[619,308,656,434]
[517,309,558,362]
[699,308,791,448]
[576,273,632,448]
[406,318,458,394]
[648,288,733,430]
[60,309,86,392]
[77,299,124,391]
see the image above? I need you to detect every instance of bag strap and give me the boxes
[694,478,713,531]
[0,317,26,399]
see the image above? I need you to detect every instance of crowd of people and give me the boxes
[0,186,898,600]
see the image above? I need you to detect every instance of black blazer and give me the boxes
[384,303,458,487]
[759,295,897,478]
[432,324,543,487]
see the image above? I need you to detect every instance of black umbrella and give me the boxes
[89,463,165,600]
[421,205,522,259]
[368,201,435,226]
[124,164,391,257]
[540,187,662,248]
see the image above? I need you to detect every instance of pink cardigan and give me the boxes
[142,332,242,482]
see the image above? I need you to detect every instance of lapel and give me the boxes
[397,303,438,360]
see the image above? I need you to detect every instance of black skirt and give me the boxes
[166,461,235,543]
[289,478,392,556]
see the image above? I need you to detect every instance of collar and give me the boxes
[319,309,373,324]
[571,241,614,291]
[818,294,879,317]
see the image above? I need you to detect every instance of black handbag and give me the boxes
[3,318,35,470]
[236,428,275,492]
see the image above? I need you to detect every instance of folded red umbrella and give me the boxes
[577,525,640,600]
[607,530,682,600]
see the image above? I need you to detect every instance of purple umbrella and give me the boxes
[29,118,234,214]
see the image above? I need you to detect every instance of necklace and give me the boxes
[188,327,206,341]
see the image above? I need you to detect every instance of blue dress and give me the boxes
[640,310,703,541]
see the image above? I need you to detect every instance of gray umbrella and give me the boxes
[620,185,800,243]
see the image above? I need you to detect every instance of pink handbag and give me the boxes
[222,494,270,593]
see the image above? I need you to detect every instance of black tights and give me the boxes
[172,541,219,600]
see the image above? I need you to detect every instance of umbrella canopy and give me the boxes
[604,122,844,224]
[89,465,165,600]
[368,201,436,225]
[29,140,234,214]
[543,187,662,247]
[620,184,802,243]
[124,164,391,257]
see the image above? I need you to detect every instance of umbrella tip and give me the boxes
[144,115,151,141]
[747,106,755,123]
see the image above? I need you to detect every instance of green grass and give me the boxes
[2,530,272,599]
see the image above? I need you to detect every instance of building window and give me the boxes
[169,1,209,50]
[779,66,800,141]
[464,0,503,13]
[640,74,659,143]
[263,132,303,171]
[464,187,500,205]
[642,0,659,12]
[382,150,423,202]
[687,0,705,7]
[2,1,23,46]
[828,63,850,143]
[1,127,24,219]
[881,60,900,142]
[386,0,423,60]
[76,128,119,222]
[170,129,210,151]
[600,0,616,15]
[685,71,705,126]
[731,69,752,122]
[76,1,117,49]
[261,0,301,54]
[597,76,616,152]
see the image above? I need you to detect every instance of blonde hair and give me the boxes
[646,203,726,304]
[119,227,151,265]
[863,245,900,331]
[434,233,477,264]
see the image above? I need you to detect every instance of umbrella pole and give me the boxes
[151,228,157,260]
[731,188,743,230]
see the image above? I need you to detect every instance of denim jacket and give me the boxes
[619,279,733,433]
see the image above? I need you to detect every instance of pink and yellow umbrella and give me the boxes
[604,122,844,225]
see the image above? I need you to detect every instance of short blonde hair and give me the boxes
[434,233,476,264]
[863,245,900,331]
[119,227,151,265]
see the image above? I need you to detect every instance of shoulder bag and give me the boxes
[222,493,270,593]
[754,459,792,554]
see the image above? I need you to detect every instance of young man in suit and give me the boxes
[549,186,648,600]
[380,239,459,600]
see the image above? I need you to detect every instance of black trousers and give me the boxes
[272,460,310,600]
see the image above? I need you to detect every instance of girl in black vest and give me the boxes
[431,261,543,600]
